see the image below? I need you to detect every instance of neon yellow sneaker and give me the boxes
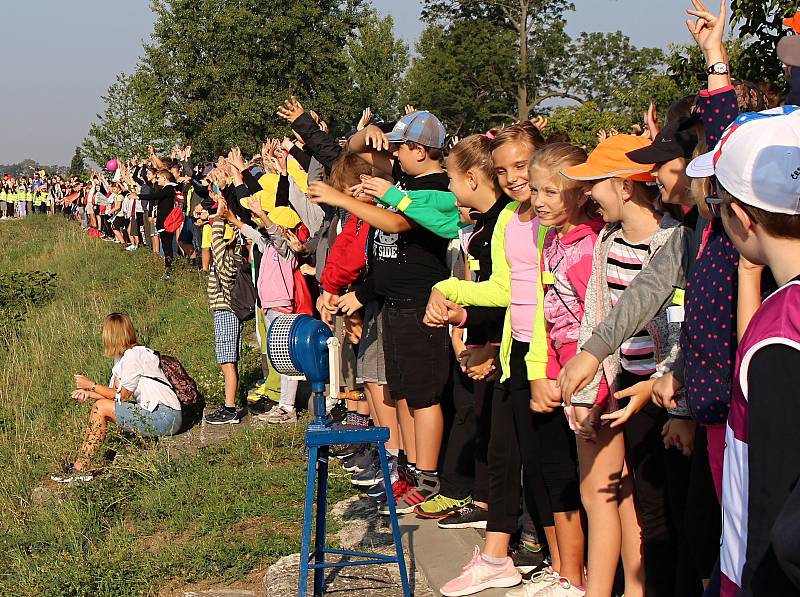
[414,493,472,519]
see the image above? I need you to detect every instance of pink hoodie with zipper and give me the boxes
[541,220,603,380]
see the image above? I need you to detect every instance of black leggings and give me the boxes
[158,231,174,269]
[487,339,581,535]
[618,370,692,597]
[440,360,492,502]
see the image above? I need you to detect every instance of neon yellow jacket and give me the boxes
[434,201,549,382]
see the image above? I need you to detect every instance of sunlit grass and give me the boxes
[0,215,351,596]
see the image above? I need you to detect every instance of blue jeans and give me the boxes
[115,402,182,436]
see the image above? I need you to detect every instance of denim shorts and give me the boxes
[115,402,182,437]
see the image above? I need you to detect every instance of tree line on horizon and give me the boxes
[80,0,797,166]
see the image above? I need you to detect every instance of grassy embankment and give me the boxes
[0,215,350,596]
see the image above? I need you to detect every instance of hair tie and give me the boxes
[485,131,495,140]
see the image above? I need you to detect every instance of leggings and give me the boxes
[618,370,688,597]
[487,339,581,535]
[158,231,175,269]
[440,360,492,502]
[134,212,145,244]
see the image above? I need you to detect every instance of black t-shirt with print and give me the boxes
[370,171,451,303]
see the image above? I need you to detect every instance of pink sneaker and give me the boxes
[440,546,522,596]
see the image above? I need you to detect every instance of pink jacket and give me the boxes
[241,224,297,311]
[541,220,602,364]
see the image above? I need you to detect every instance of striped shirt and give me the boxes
[206,220,242,312]
[606,235,656,375]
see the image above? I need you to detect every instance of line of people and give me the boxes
[42,1,800,596]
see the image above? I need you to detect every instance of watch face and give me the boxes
[712,63,728,74]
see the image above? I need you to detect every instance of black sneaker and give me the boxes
[352,454,395,487]
[331,443,359,460]
[51,465,95,484]
[437,503,488,529]
[510,544,547,576]
[204,405,240,425]
[342,447,376,474]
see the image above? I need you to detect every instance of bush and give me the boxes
[0,270,57,346]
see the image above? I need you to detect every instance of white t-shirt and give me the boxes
[121,195,135,218]
[109,346,182,412]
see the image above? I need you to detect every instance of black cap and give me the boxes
[627,116,700,165]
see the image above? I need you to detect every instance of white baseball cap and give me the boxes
[686,106,800,215]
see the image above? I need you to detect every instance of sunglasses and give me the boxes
[705,195,723,218]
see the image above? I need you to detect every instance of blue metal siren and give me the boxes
[267,314,336,426]
[266,313,410,597]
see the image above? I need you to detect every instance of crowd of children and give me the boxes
[22,1,800,595]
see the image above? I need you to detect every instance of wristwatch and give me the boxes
[706,62,730,75]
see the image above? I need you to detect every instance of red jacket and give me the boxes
[321,215,370,296]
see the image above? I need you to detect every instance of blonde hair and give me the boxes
[102,312,139,358]
[528,143,594,216]
[447,135,496,182]
[489,121,546,155]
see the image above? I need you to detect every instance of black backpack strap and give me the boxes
[143,375,173,390]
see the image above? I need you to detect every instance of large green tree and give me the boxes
[418,0,573,123]
[407,0,681,138]
[141,0,368,158]
[68,148,87,178]
[82,70,179,166]
[345,8,409,122]
[731,0,798,86]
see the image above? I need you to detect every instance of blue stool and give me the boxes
[265,314,411,597]
[298,421,411,596]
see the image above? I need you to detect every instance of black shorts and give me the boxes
[382,302,450,409]
[112,216,129,231]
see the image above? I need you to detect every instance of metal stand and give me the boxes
[297,392,411,597]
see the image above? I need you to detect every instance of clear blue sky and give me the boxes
[0,0,721,165]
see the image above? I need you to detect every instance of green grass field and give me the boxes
[0,215,350,596]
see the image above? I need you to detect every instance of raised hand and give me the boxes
[531,115,549,131]
[404,104,416,116]
[357,107,373,131]
[227,146,246,171]
[276,96,305,122]
[686,0,727,58]
[644,99,660,140]
[362,125,390,152]
[280,136,294,153]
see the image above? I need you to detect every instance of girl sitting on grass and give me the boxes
[52,313,183,483]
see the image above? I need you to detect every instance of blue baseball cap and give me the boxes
[386,111,446,149]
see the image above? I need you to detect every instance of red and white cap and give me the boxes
[687,106,800,215]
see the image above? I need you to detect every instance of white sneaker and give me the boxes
[505,568,560,596]
[257,405,297,424]
[531,577,585,596]
[126,244,138,251]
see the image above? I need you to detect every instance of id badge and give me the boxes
[667,305,685,324]
[541,271,555,285]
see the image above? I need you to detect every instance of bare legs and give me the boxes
[221,362,239,408]
[577,413,644,597]
[74,398,116,471]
